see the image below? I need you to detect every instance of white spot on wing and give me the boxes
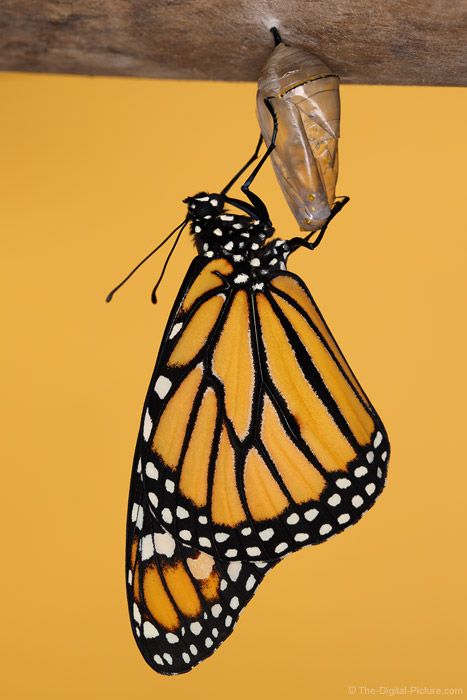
[305,508,319,521]
[141,534,154,560]
[169,323,183,340]
[319,523,332,536]
[143,621,159,638]
[133,603,141,624]
[135,506,144,530]
[287,513,299,525]
[227,562,242,581]
[148,492,158,509]
[215,532,230,542]
[143,410,153,441]
[145,462,158,479]
[259,528,274,541]
[161,508,173,524]
[211,604,222,618]
[328,493,341,507]
[246,546,261,556]
[294,533,309,542]
[154,532,176,557]
[187,552,214,579]
[245,574,256,591]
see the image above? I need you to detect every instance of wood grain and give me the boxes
[1,0,466,86]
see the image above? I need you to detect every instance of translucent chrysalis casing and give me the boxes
[256,41,340,231]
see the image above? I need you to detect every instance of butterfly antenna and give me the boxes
[151,219,189,304]
[105,218,188,302]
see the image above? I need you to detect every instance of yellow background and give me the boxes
[1,72,466,698]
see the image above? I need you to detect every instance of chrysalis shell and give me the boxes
[257,42,340,231]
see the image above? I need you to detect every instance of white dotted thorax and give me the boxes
[185,192,291,277]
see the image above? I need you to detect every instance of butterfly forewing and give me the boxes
[131,200,389,564]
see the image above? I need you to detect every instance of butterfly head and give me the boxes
[184,192,226,221]
[184,192,275,263]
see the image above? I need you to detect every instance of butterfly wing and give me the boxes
[132,251,389,563]
[240,271,389,558]
[127,441,275,675]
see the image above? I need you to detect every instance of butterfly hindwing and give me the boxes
[126,446,275,675]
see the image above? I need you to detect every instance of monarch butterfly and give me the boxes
[257,28,341,231]
[117,32,389,676]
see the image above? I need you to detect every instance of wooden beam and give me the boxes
[1,0,466,86]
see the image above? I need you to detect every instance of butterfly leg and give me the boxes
[221,133,263,197]
[239,98,278,224]
[288,196,350,253]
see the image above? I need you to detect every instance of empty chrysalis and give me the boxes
[257,31,341,231]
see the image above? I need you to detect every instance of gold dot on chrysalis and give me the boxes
[308,193,315,201]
